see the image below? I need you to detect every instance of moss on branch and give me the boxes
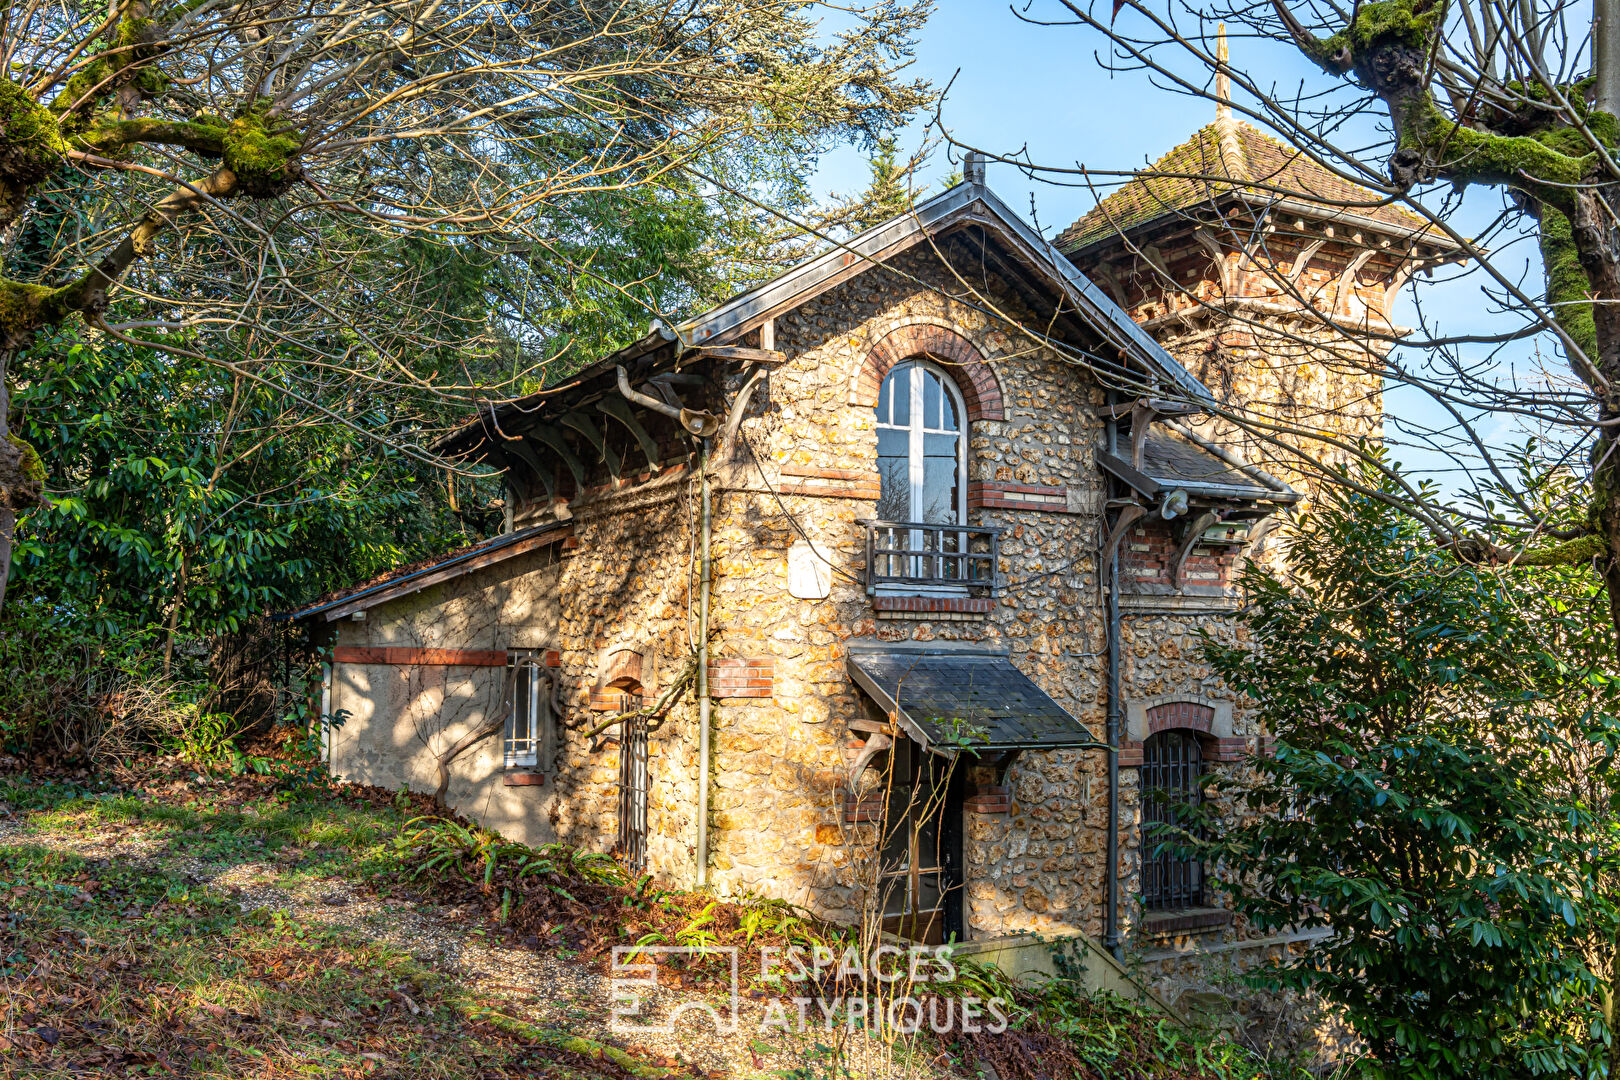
[0,80,70,224]
[1509,533,1609,566]
[222,110,301,197]
[76,116,226,157]
[1317,0,1443,60]
[0,432,45,512]
[0,279,74,350]
[1538,206,1598,361]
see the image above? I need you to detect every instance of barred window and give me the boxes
[1141,729,1204,910]
[505,652,547,769]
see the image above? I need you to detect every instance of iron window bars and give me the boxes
[1141,729,1205,910]
[860,519,1003,594]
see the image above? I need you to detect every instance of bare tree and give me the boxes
[0,0,933,611]
[936,0,1620,637]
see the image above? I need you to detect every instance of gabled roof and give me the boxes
[438,178,1216,457]
[1057,120,1443,255]
[674,179,1210,404]
[280,522,571,623]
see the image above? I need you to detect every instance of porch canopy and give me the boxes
[846,642,1102,754]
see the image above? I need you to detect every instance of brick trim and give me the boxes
[963,784,1012,814]
[1206,737,1249,763]
[590,689,643,712]
[968,481,1074,513]
[1142,908,1232,936]
[870,595,992,614]
[708,657,774,699]
[503,771,546,787]
[332,646,506,667]
[844,791,885,824]
[850,324,1004,421]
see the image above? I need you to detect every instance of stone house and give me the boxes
[289,105,1454,1023]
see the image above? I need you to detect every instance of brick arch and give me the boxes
[850,323,1004,421]
[603,648,644,691]
[1146,701,1215,736]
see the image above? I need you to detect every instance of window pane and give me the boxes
[923,371,942,430]
[877,369,894,424]
[939,382,959,432]
[921,432,960,524]
[885,366,911,427]
[877,428,911,522]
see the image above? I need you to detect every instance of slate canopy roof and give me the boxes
[846,643,1103,754]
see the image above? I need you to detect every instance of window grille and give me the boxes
[1141,729,1205,910]
[505,653,546,769]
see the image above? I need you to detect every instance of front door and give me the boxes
[878,741,964,943]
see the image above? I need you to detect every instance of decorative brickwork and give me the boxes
[707,657,774,699]
[849,322,1005,421]
[1147,701,1214,734]
[967,481,1076,513]
[778,463,881,501]
[590,688,643,712]
[869,595,992,615]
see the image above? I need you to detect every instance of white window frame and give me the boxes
[505,652,546,769]
[874,359,969,594]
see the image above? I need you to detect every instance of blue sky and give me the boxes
[808,3,1552,500]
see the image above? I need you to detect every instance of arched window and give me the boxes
[873,361,969,588]
[1141,730,1204,910]
[875,360,966,526]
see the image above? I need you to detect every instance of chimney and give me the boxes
[963,151,987,186]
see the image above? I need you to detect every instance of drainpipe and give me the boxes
[696,440,713,888]
[615,364,720,888]
[1104,407,1124,962]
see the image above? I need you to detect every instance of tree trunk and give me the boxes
[1565,188,1620,641]
[0,350,11,615]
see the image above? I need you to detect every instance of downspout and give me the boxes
[696,440,713,888]
[1104,406,1124,962]
[614,363,720,889]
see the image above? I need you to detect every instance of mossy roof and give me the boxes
[1056,121,1435,252]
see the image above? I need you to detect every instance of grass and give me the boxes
[0,845,654,1078]
[0,772,681,1079]
[0,768,1342,1079]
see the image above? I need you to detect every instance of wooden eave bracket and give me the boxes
[1171,510,1221,588]
[596,397,661,469]
[1097,451,1160,498]
[847,731,894,790]
[502,440,554,501]
[528,424,586,491]
[559,411,621,479]
[1101,503,1149,585]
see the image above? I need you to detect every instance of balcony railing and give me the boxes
[860,519,1003,595]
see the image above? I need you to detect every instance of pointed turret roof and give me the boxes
[1057,120,1439,255]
